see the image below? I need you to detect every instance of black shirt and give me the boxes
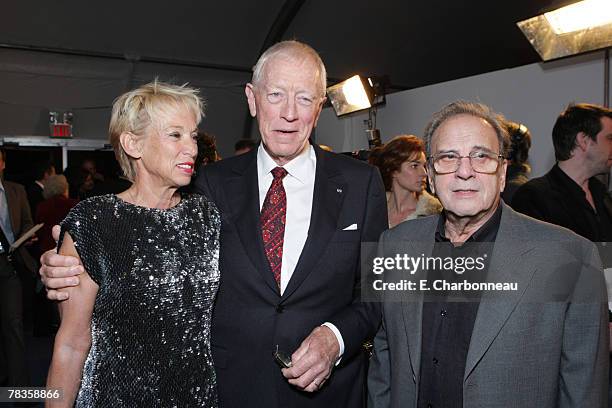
[512,164,612,243]
[417,204,502,408]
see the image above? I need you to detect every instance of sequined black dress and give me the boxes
[59,194,220,407]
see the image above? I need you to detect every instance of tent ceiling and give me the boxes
[3,0,562,89]
[2,1,285,69]
[1,0,575,156]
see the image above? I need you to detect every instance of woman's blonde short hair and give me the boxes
[109,80,205,181]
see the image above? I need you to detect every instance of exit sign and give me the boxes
[50,123,72,138]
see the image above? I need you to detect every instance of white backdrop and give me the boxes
[316,51,612,179]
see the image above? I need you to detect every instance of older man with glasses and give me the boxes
[367,101,608,408]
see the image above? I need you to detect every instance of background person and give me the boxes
[502,120,532,205]
[63,166,93,201]
[0,148,36,387]
[233,138,257,155]
[371,134,441,228]
[35,175,78,253]
[183,131,220,193]
[196,131,221,166]
[45,81,220,407]
[80,158,104,184]
[512,103,612,242]
[24,160,55,333]
[512,102,612,405]
[26,160,56,216]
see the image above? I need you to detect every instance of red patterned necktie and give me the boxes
[261,167,288,288]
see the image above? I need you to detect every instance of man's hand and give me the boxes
[281,325,340,392]
[39,225,83,301]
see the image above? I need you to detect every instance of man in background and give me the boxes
[26,160,55,215]
[0,148,37,386]
[513,103,612,242]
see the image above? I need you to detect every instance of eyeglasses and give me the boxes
[428,151,504,174]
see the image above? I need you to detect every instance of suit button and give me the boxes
[440,309,447,317]
[276,305,284,313]
[432,357,438,365]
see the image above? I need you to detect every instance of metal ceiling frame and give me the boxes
[241,0,307,139]
[1,136,111,169]
[0,42,252,74]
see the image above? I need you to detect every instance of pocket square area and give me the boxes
[342,223,358,231]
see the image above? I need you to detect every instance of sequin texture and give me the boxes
[59,194,220,407]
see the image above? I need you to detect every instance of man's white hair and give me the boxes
[251,40,327,97]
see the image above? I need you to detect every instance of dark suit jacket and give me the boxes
[194,145,387,408]
[512,164,612,242]
[26,182,44,216]
[3,180,37,276]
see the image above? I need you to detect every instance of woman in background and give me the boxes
[503,121,532,205]
[372,135,441,228]
[35,175,78,252]
[46,81,220,407]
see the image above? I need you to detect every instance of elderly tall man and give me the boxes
[367,101,608,408]
[40,41,387,408]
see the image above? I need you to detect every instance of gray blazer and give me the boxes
[368,203,609,408]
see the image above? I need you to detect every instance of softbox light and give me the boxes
[327,75,374,116]
[517,0,612,61]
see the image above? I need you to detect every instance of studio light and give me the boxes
[517,0,612,61]
[544,0,612,34]
[327,75,373,116]
[327,75,388,148]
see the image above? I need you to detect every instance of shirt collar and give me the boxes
[551,163,608,203]
[257,144,316,184]
[435,202,503,243]
[550,164,585,198]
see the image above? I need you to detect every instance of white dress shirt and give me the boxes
[257,145,345,360]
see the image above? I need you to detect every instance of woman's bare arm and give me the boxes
[46,232,98,407]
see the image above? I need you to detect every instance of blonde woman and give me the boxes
[46,81,220,407]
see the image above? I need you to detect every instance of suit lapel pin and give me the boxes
[336,188,342,194]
